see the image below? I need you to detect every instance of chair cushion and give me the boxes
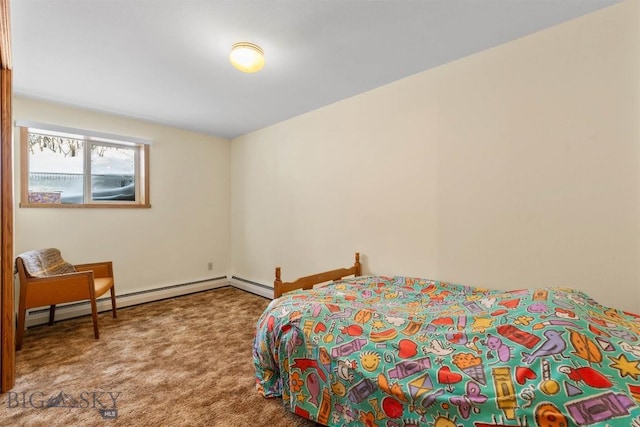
[17,248,76,278]
[94,277,114,297]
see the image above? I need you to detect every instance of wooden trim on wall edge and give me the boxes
[0,0,14,393]
[1,68,14,392]
[0,0,10,70]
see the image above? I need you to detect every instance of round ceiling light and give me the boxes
[229,42,265,73]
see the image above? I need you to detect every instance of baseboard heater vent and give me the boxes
[25,276,228,328]
[229,276,273,299]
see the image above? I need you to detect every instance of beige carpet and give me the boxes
[0,287,317,426]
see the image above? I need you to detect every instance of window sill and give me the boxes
[19,202,151,209]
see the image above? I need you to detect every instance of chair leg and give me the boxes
[90,297,99,340]
[16,305,26,351]
[48,305,56,326]
[110,287,117,318]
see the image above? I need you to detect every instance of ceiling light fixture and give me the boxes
[229,42,265,73]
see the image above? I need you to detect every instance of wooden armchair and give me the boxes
[15,248,117,350]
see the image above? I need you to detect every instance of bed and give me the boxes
[253,253,640,426]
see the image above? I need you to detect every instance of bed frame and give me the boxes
[274,252,361,299]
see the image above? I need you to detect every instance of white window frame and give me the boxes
[18,122,151,208]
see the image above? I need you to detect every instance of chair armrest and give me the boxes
[23,270,93,284]
[74,261,113,279]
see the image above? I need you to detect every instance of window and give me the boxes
[18,122,150,208]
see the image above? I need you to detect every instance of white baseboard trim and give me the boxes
[229,276,273,299]
[25,276,229,328]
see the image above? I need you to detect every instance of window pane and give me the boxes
[27,133,84,204]
[91,144,136,202]
[21,125,149,208]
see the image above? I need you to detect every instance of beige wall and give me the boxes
[231,1,640,313]
[13,2,639,313]
[14,97,231,295]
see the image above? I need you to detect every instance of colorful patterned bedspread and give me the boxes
[253,276,640,426]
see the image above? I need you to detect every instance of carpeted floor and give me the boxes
[0,286,317,426]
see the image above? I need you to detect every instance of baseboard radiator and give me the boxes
[24,276,228,328]
[229,276,273,299]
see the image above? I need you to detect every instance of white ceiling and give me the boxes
[11,0,620,139]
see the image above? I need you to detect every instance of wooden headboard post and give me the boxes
[274,266,282,296]
[273,252,361,299]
